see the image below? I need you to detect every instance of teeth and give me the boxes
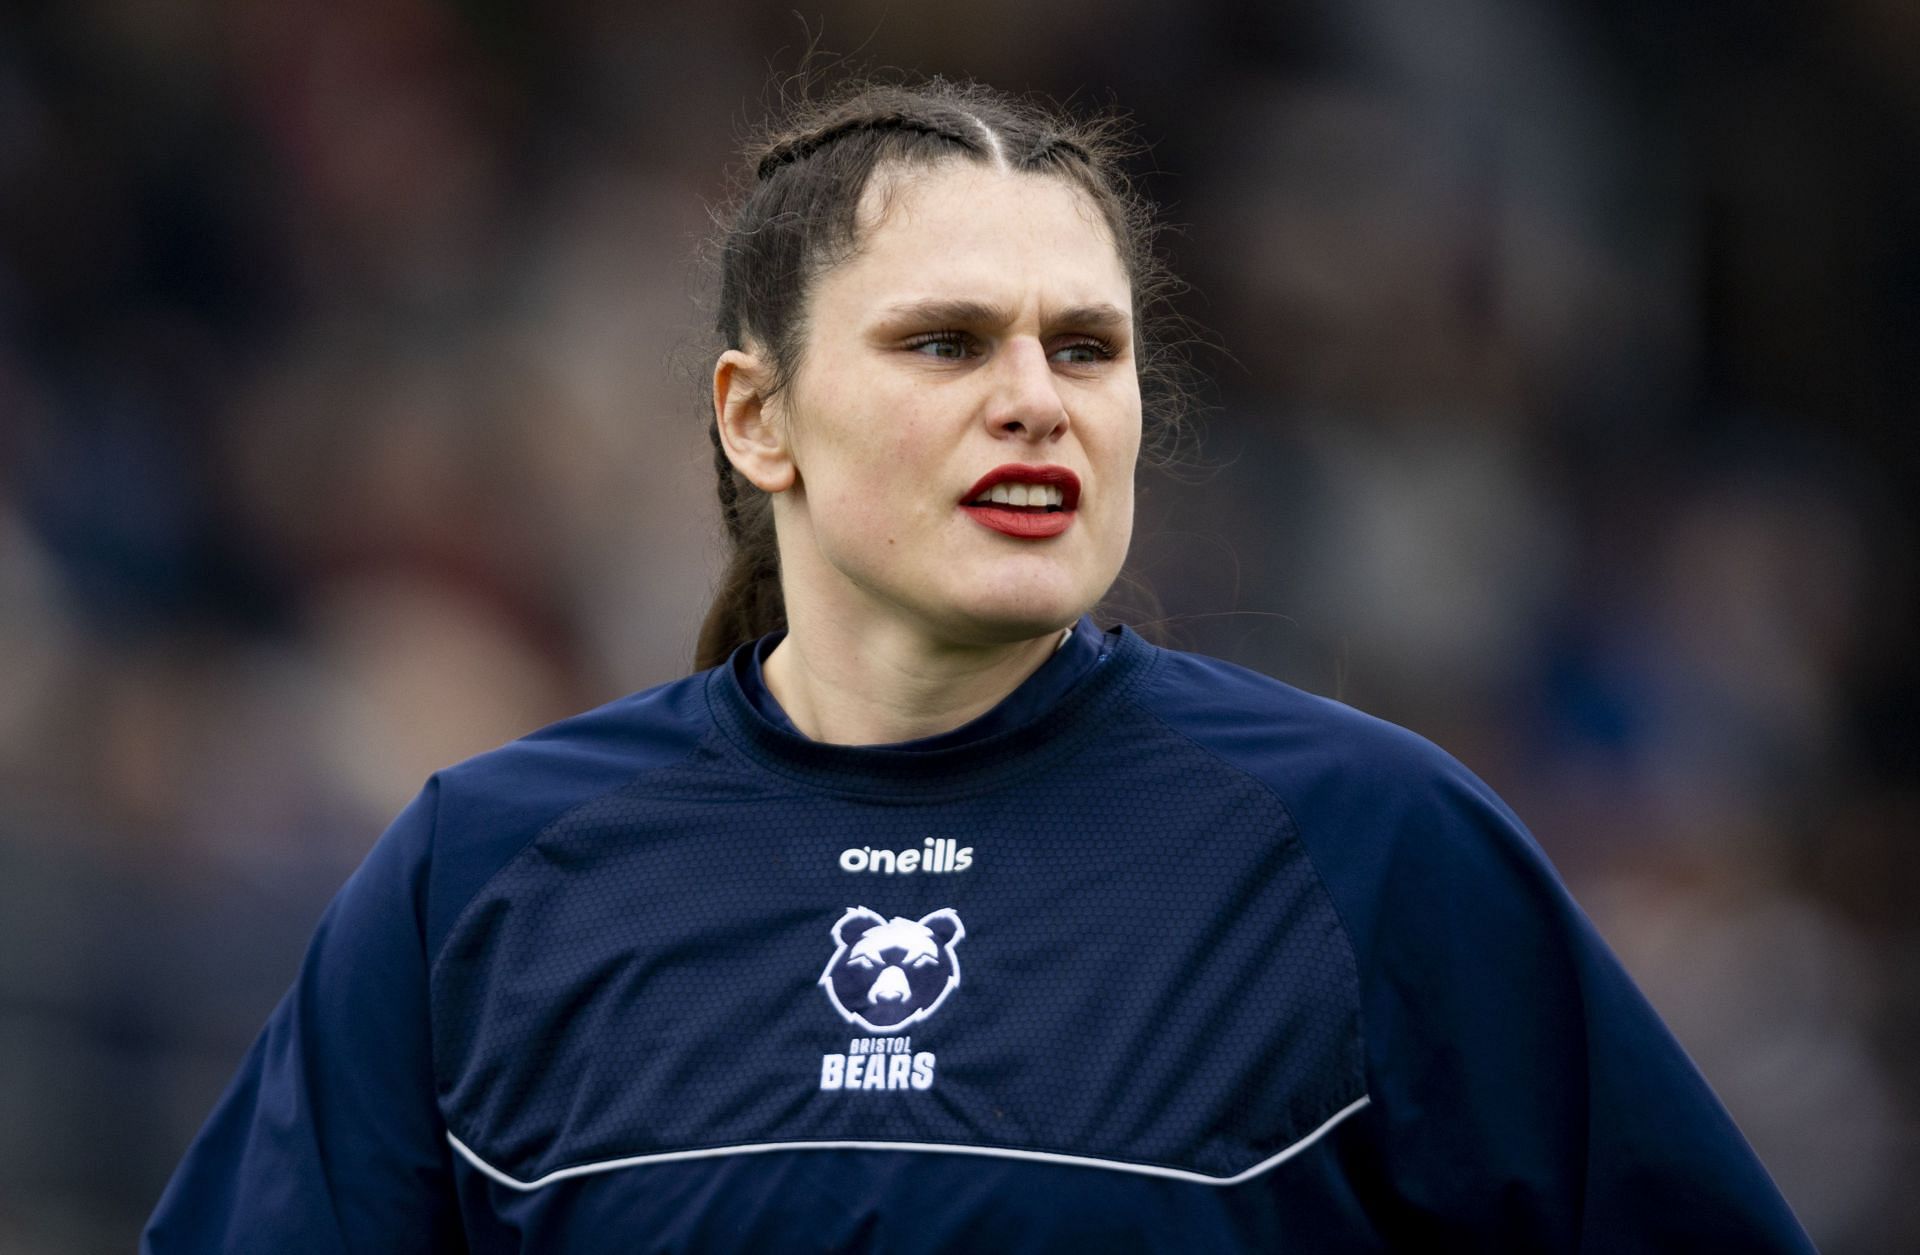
[979,482,1067,508]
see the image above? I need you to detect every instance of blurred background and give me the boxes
[1,0,1914,1250]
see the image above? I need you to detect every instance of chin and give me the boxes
[922,581,1100,647]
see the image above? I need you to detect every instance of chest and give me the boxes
[430,765,1365,1198]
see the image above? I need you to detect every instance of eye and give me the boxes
[903,331,977,360]
[1049,337,1116,366]
[848,956,876,970]
[910,954,939,969]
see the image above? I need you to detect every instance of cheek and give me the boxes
[1091,482,1137,576]
[808,413,943,531]
[1091,415,1141,529]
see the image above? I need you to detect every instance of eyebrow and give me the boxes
[876,298,1132,334]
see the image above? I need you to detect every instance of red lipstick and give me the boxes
[959,464,1080,540]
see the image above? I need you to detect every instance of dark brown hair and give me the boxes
[696,77,1188,670]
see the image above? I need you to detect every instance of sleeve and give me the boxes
[1358,761,1816,1253]
[141,779,467,1255]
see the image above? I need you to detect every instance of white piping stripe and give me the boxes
[448,1094,1369,1192]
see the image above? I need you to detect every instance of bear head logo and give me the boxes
[818,906,965,1033]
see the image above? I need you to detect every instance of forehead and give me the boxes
[814,163,1132,321]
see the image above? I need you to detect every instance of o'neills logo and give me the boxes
[838,838,972,874]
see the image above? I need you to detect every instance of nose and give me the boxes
[866,965,913,1005]
[985,338,1069,444]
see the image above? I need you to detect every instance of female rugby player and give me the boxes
[145,78,1813,1253]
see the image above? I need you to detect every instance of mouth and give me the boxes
[959,464,1080,539]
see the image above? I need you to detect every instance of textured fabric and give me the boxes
[143,620,1814,1253]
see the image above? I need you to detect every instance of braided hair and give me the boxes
[695,78,1182,671]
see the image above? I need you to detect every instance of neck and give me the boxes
[763,610,1070,745]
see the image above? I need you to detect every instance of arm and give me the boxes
[1357,761,1815,1252]
[142,781,466,1254]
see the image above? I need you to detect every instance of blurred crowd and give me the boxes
[1,1,1915,1250]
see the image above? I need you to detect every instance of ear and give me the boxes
[713,349,795,493]
[918,908,965,949]
[833,906,887,949]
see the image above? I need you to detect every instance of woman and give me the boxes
[144,80,1812,1253]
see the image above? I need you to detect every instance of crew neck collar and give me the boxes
[705,618,1157,798]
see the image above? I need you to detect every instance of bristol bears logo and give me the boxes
[818,906,965,1033]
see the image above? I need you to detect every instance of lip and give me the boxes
[960,464,1082,509]
[959,464,1080,541]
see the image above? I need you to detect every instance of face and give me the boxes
[758,162,1142,647]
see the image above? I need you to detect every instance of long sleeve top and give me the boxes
[143,617,1814,1253]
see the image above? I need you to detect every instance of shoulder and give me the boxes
[434,668,714,822]
[392,669,720,958]
[1124,635,1545,945]
[1128,637,1476,811]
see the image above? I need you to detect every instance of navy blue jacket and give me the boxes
[143,619,1814,1252]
